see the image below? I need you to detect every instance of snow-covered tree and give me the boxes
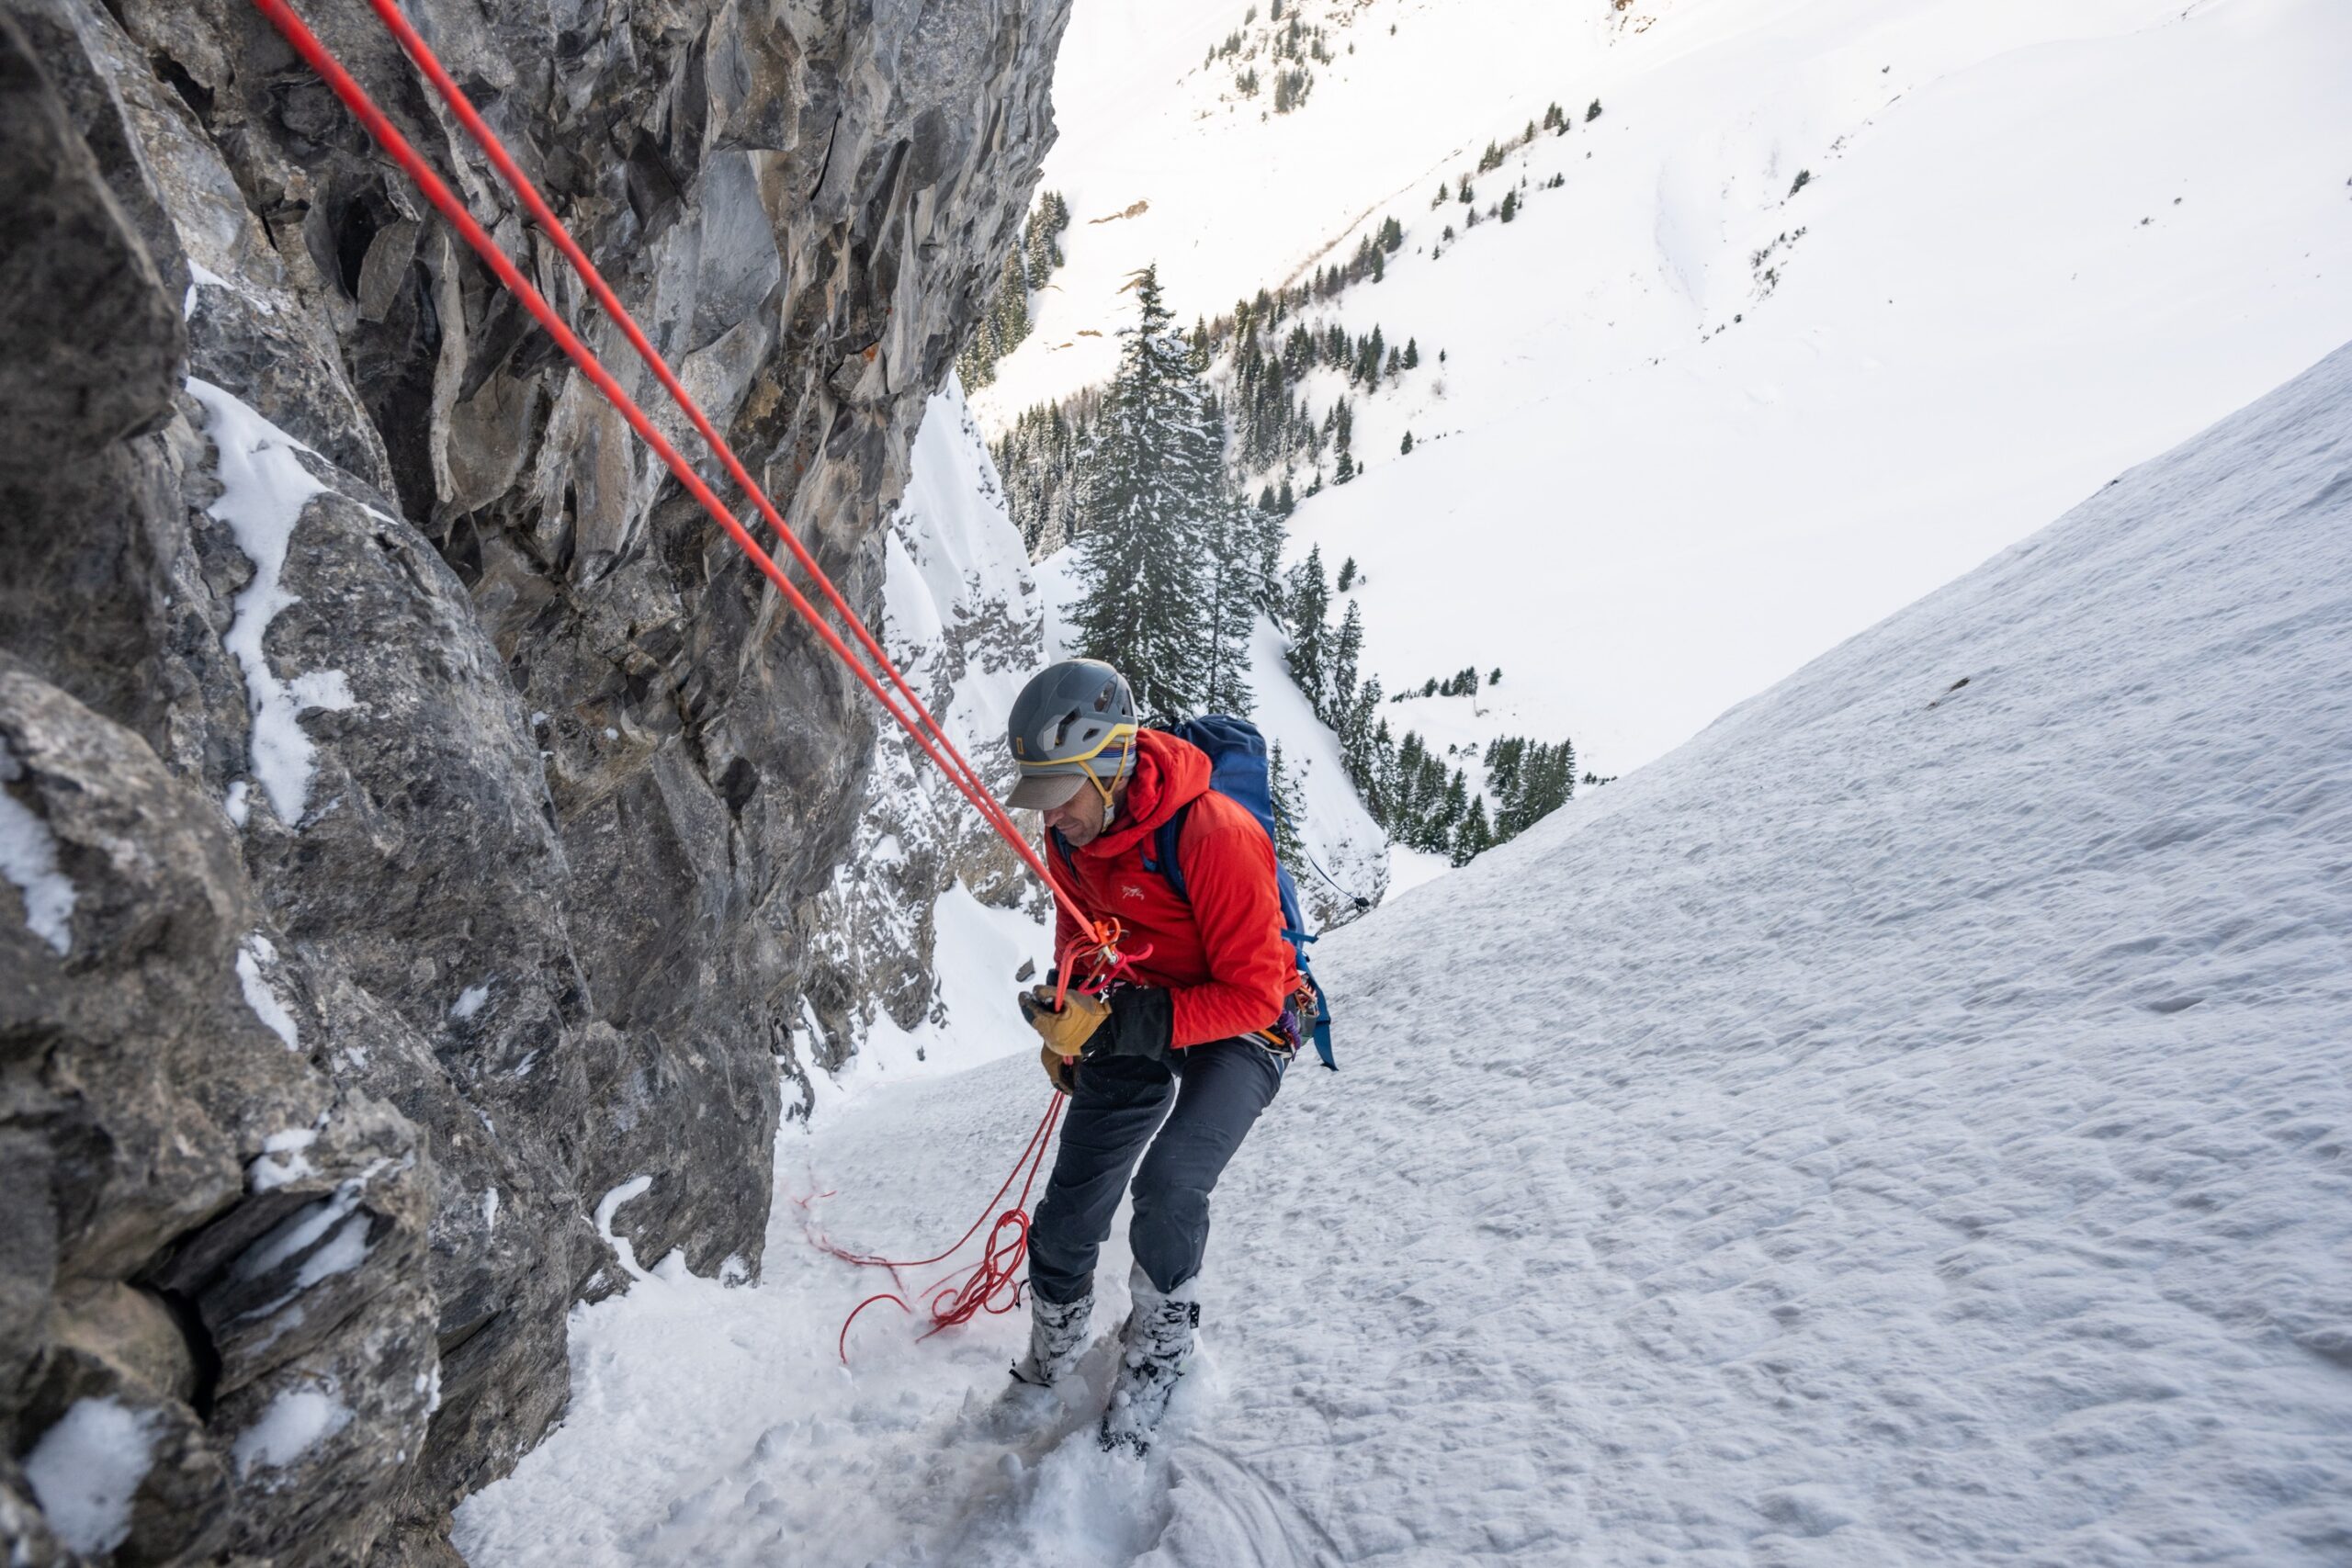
[1072,266,1242,717]
[1285,544,1331,714]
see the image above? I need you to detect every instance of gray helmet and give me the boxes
[1004,658,1137,810]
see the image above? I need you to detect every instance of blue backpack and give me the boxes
[1143,716,1336,1071]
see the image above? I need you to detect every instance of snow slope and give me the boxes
[457,346,2352,1562]
[983,0,2352,775]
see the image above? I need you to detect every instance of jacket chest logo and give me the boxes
[1118,883,1148,902]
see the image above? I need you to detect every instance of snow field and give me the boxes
[984,0,2352,777]
[1193,340,2352,1562]
[461,341,2352,1562]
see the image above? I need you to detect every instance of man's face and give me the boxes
[1042,780,1109,848]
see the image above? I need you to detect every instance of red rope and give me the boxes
[242,0,1107,946]
[243,0,1146,1357]
[351,0,1039,869]
[810,1092,1065,1361]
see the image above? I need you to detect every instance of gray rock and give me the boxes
[0,0,1070,1556]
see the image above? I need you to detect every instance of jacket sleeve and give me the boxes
[1165,802,1295,1048]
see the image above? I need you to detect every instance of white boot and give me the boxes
[1010,1290,1092,1388]
[1099,1266,1198,1456]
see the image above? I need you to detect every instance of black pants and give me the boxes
[1027,1038,1287,1305]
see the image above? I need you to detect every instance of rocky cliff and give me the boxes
[0,0,1069,1559]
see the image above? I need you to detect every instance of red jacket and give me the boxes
[1051,728,1300,1048]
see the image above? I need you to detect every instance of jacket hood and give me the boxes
[1082,728,1209,860]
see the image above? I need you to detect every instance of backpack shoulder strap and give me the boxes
[1142,799,1194,904]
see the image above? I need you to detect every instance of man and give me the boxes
[1001,658,1300,1455]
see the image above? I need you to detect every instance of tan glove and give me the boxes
[1039,1043,1079,1096]
[1020,985,1108,1058]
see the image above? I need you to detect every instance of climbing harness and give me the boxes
[245,0,1147,1359]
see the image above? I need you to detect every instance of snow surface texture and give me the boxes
[458,353,2352,1560]
[187,378,356,827]
[980,0,2352,778]
[22,1399,159,1556]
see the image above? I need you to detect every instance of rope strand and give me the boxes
[239,0,1135,1363]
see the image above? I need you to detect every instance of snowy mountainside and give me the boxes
[984,0,2352,782]
[801,381,1053,1096]
[456,351,2352,1567]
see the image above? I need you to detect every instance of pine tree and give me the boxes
[1330,599,1363,724]
[1438,767,1468,841]
[1072,265,1228,716]
[1269,740,1305,865]
[1586,97,1603,121]
[995,248,1030,345]
[1399,430,1414,455]
[1285,544,1330,713]
[1500,189,1519,223]
[1335,555,1357,592]
[1200,490,1258,716]
[1453,795,1493,865]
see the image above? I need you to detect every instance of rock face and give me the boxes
[0,0,1069,1559]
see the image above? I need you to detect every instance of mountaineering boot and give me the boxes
[1009,1291,1092,1388]
[1099,1266,1199,1456]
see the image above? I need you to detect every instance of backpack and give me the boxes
[1142,716,1336,1071]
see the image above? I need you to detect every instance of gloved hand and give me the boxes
[1020,985,1107,1057]
[1039,1043,1079,1096]
[1018,984,1176,1067]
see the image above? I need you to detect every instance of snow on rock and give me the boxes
[187,378,357,827]
[232,1385,355,1479]
[459,343,2352,1562]
[0,737,75,955]
[22,1398,160,1556]
[235,935,300,1051]
[596,1176,658,1282]
[249,1127,321,1193]
[450,981,493,1021]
